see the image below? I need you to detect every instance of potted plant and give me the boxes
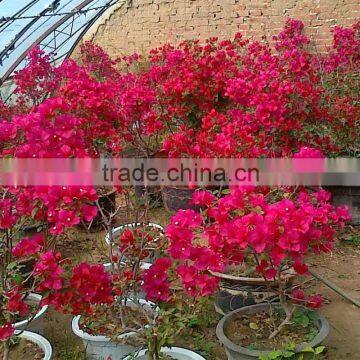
[1,330,52,360]
[130,255,219,360]
[0,183,99,357]
[104,222,165,265]
[165,187,349,359]
[36,232,158,359]
[40,217,217,360]
[0,232,59,359]
[142,37,243,211]
[49,248,202,360]
[167,188,295,284]
[288,23,359,224]
[203,187,297,309]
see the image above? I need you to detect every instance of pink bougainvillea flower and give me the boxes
[81,204,98,222]
[33,251,64,291]
[0,322,15,341]
[5,288,30,317]
[293,261,309,275]
[291,289,306,303]
[0,199,17,229]
[69,263,113,306]
[12,234,44,258]
[169,209,202,229]
[191,190,216,207]
[293,147,325,158]
[143,258,171,302]
[307,294,324,309]
[57,209,81,228]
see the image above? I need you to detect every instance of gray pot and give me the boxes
[216,303,330,360]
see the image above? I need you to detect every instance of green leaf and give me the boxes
[301,345,315,353]
[307,310,320,322]
[315,346,325,354]
[7,262,18,270]
[268,350,282,359]
[283,350,295,358]
[284,343,296,351]
[13,273,22,285]
[293,310,310,328]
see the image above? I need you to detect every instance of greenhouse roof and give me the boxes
[0,0,122,102]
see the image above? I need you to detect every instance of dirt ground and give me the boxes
[308,228,360,360]
[38,213,359,360]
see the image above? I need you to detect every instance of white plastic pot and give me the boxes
[13,293,48,335]
[105,222,164,265]
[105,223,164,245]
[125,347,206,360]
[15,330,52,360]
[105,222,164,246]
[72,298,157,360]
[103,262,152,272]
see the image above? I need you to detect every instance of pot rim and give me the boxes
[103,261,152,271]
[105,222,164,246]
[216,302,330,357]
[209,268,296,285]
[14,330,52,360]
[124,346,206,360]
[72,298,155,342]
[13,293,48,329]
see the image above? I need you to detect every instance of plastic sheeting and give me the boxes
[0,0,121,102]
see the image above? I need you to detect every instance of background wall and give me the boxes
[77,0,360,57]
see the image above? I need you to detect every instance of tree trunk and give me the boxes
[3,340,10,360]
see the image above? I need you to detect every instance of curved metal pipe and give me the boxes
[0,0,96,84]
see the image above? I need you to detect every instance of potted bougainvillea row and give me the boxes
[166,187,349,359]
[1,19,358,209]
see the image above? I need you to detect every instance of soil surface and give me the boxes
[0,339,44,360]
[80,305,149,337]
[307,227,360,360]
[225,308,319,350]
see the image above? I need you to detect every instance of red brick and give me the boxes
[76,0,359,57]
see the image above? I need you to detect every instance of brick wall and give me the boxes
[77,0,360,57]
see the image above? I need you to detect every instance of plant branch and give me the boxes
[268,305,295,340]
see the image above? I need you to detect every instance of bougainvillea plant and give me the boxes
[0,229,63,359]
[31,219,214,359]
[165,187,350,340]
[3,19,358,159]
[154,19,359,158]
[0,184,100,355]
